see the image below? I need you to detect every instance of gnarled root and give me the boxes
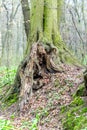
[13,42,63,110]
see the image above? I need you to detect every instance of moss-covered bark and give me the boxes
[30,0,44,41]
[57,0,64,29]
[26,0,44,54]
[43,0,53,43]
[25,0,78,64]
[4,0,79,110]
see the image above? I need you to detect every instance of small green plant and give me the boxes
[0,66,17,88]
[64,79,73,87]
[82,128,87,130]
[30,114,40,130]
[70,97,84,107]
[62,96,87,130]
[21,108,49,130]
[10,113,15,119]
[0,66,18,106]
[21,114,40,130]
[5,93,18,106]
[0,119,14,130]
[20,121,31,130]
[74,84,85,97]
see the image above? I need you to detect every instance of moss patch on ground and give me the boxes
[61,86,87,130]
[0,119,14,130]
[74,83,85,97]
[4,93,18,107]
[0,66,18,109]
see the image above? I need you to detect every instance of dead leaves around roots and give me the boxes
[18,42,64,110]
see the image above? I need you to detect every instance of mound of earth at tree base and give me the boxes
[0,43,85,130]
[11,64,83,130]
[13,42,65,111]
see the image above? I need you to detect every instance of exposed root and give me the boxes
[13,42,64,110]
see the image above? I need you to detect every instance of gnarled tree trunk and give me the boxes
[14,42,63,110]
[7,0,78,111]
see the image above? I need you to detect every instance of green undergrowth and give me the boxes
[20,108,49,130]
[61,84,87,130]
[0,119,14,130]
[74,83,85,97]
[3,93,18,107]
[0,66,17,88]
[21,114,40,130]
[0,66,18,108]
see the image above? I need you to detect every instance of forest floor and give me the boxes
[0,64,85,130]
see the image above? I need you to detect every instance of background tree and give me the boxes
[0,0,26,66]
[61,0,87,64]
[21,0,30,39]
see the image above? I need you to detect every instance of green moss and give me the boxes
[61,105,68,113]
[81,107,87,114]
[62,95,87,130]
[4,93,18,107]
[0,66,18,109]
[57,0,64,28]
[0,119,14,130]
[63,113,87,130]
[64,54,75,64]
[74,84,85,97]
[61,81,87,130]
[43,0,53,43]
[0,66,17,88]
[70,97,84,107]
[63,109,86,130]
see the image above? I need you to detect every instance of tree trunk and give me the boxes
[7,0,78,111]
[84,70,87,95]
[21,0,30,39]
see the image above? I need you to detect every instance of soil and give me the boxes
[0,64,84,130]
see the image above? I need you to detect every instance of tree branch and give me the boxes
[69,9,84,44]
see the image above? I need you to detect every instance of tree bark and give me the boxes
[84,70,87,95]
[21,0,30,39]
[6,0,78,111]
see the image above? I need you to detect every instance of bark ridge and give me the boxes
[14,42,63,110]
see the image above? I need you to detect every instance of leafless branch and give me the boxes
[69,9,84,44]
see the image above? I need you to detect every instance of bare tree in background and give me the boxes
[0,0,26,66]
[61,0,87,64]
[21,0,30,39]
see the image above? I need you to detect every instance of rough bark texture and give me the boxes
[13,42,63,110]
[84,70,87,95]
[10,0,78,111]
[21,0,30,39]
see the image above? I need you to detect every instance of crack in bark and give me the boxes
[13,42,64,110]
